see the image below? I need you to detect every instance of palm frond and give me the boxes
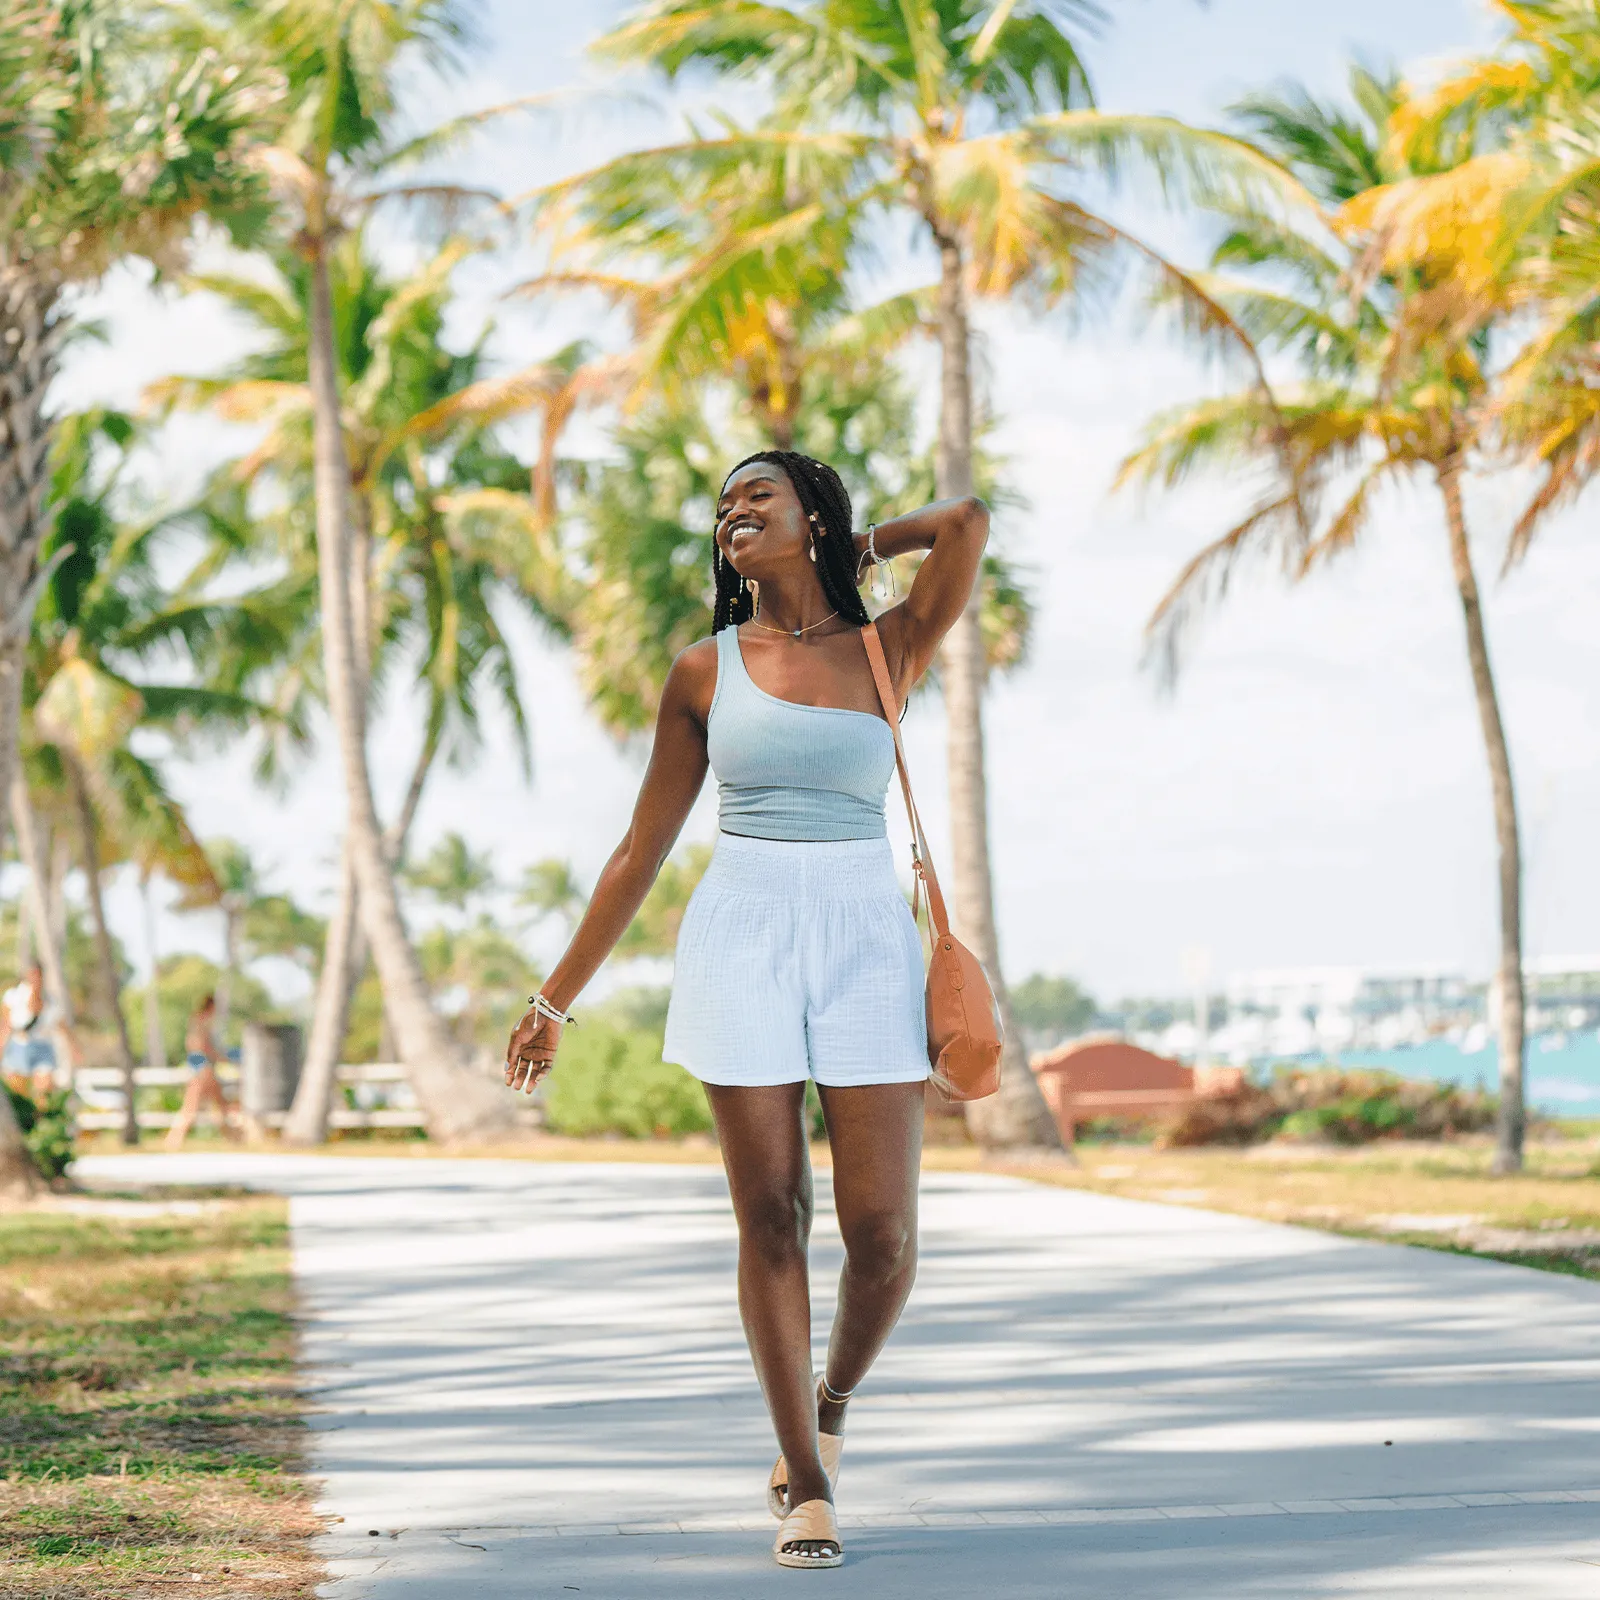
[1298,459,1391,572]
[374,91,571,172]
[1143,492,1307,687]
[1031,111,1325,225]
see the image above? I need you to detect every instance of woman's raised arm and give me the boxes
[856,496,990,697]
[505,641,714,1088]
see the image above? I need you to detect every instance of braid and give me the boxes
[712,450,870,633]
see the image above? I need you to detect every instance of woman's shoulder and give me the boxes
[672,635,721,680]
[659,635,722,723]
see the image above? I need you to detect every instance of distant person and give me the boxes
[164,993,239,1149]
[505,451,988,1569]
[0,962,79,1100]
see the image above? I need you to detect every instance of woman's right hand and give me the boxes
[504,1009,564,1094]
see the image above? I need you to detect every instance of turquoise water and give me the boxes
[1334,1034,1600,1119]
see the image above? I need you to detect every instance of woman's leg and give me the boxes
[195,1068,240,1139]
[815,1080,925,1437]
[703,1081,833,1512]
[164,1074,204,1149]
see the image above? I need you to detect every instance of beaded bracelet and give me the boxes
[527,992,577,1027]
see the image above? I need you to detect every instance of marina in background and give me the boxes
[1125,958,1600,1120]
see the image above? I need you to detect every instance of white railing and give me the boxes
[71,1061,427,1132]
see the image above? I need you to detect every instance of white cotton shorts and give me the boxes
[664,833,931,1088]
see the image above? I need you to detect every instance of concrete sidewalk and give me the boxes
[80,1152,1600,1596]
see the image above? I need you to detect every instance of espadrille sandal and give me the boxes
[773,1498,843,1569]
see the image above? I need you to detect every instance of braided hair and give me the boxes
[712,450,870,633]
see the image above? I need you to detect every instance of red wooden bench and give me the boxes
[1029,1038,1239,1142]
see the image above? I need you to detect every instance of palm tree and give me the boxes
[158,230,565,1139]
[10,759,75,1049]
[25,408,249,1142]
[1117,67,1547,1171]
[176,835,327,1022]
[516,858,589,936]
[170,837,265,1042]
[199,0,552,1139]
[1384,3,1600,552]
[0,2,273,1188]
[402,831,497,914]
[0,4,274,796]
[562,0,1301,1150]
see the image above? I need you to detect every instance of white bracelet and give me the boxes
[528,993,577,1027]
[857,523,882,580]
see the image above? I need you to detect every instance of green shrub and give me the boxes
[542,1021,712,1139]
[1159,1066,1497,1148]
[5,1084,75,1180]
[1271,1068,1496,1145]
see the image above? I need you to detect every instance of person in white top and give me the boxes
[0,963,79,1097]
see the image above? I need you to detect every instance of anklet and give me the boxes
[819,1377,854,1404]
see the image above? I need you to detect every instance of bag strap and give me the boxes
[860,622,952,941]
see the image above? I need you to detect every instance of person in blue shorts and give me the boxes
[164,993,239,1148]
[0,963,79,1100]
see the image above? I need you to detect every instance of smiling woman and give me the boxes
[502,448,989,1568]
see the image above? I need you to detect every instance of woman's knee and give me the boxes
[738,1187,813,1270]
[841,1208,916,1287]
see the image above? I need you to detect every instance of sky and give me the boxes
[54,0,1600,1007]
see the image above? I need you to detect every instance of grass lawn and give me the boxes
[948,1133,1600,1283]
[0,1191,321,1599]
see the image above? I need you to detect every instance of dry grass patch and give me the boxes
[0,1195,320,1599]
[933,1135,1600,1282]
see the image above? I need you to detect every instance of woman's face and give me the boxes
[715,462,809,579]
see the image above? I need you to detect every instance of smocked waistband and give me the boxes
[704,831,904,900]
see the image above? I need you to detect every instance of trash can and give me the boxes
[240,1023,303,1121]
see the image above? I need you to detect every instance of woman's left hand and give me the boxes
[504,1010,563,1093]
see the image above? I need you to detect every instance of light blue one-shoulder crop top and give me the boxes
[707,627,896,841]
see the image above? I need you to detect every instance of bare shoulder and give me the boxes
[664,635,721,726]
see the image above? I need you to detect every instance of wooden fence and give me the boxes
[72,1062,427,1132]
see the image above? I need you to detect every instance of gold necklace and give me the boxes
[748,609,838,641]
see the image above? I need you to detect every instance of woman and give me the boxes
[0,963,80,1100]
[504,449,987,1570]
[164,993,240,1149]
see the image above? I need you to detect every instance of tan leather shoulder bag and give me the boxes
[860,622,1002,1102]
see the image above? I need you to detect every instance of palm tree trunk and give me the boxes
[14,867,29,968]
[140,875,167,1072]
[1438,464,1525,1174]
[347,714,444,1063]
[0,263,61,815]
[282,839,362,1144]
[387,712,441,869]
[63,751,139,1146]
[0,263,68,1190]
[304,238,506,1141]
[216,905,239,1043]
[929,229,1064,1154]
[284,486,377,1144]
[285,504,447,1138]
[11,780,74,1028]
[290,721,434,1141]
[47,828,70,991]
